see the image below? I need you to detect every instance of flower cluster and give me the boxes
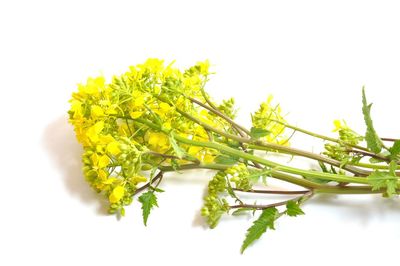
[201,163,255,228]
[251,95,288,145]
[225,163,252,191]
[201,171,229,228]
[324,120,363,166]
[68,59,236,213]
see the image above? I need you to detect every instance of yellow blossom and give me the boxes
[147,132,169,152]
[131,175,147,185]
[91,153,110,169]
[91,105,104,118]
[86,121,104,143]
[107,141,121,155]
[109,186,125,203]
[134,96,145,107]
[130,111,143,119]
[333,120,344,132]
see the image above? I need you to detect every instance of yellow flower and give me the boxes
[333,120,344,132]
[78,76,106,95]
[134,96,145,107]
[91,105,104,118]
[203,153,214,163]
[86,121,104,143]
[90,153,110,169]
[107,141,121,155]
[130,111,143,119]
[162,121,172,130]
[131,175,147,185]
[159,102,171,113]
[109,186,125,203]
[147,132,169,152]
[188,146,202,156]
[197,60,210,75]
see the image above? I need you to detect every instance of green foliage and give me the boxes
[231,208,255,216]
[286,201,305,217]
[367,162,399,198]
[169,134,185,159]
[250,127,270,139]
[362,88,383,154]
[138,191,159,226]
[214,154,239,165]
[389,140,400,160]
[241,207,278,253]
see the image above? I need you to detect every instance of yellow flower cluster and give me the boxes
[251,95,289,145]
[68,59,229,214]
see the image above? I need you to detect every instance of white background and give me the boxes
[1,0,400,265]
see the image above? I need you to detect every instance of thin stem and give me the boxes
[173,134,371,187]
[188,96,251,136]
[158,163,230,172]
[175,108,249,143]
[249,143,370,176]
[271,119,369,152]
[348,148,390,163]
[350,162,400,170]
[229,191,313,210]
[381,138,399,142]
[315,186,383,194]
[134,171,164,195]
[146,151,181,160]
[233,188,310,195]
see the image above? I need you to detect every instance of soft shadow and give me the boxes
[43,115,108,215]
[191,185,209,228]
[308,193,400,226]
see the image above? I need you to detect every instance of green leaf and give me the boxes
[362,88,383,153]
[318,161,329,173]
[214,155,239,165]
[286,201,305,217]
[367,166,398,198]
[389,140,400,160]
[169,134,185,159]
[232,208,254,216]
[138,191,158,226]
[241,207,278,253]
[250,127,270,139]
[149,186,165,193]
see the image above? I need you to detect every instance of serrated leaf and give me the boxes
[138,191,158,226]
[389,140,400,160]
[362,88,383,153]
[367,167,398,198]
[241,207,277,253]
[169,134,185,159]
[286,201,305,217]
[250,127,271,139]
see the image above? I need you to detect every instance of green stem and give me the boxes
[271,119,369,152]
[187,96,251,136]
[315,186,379,194]
[158,163,381,195]
[175,108,248,143]
[173,134,370,186]
[130,117,370,187]
[159,163,230,172]
[350,162,400,170]
[249,143,370,176]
